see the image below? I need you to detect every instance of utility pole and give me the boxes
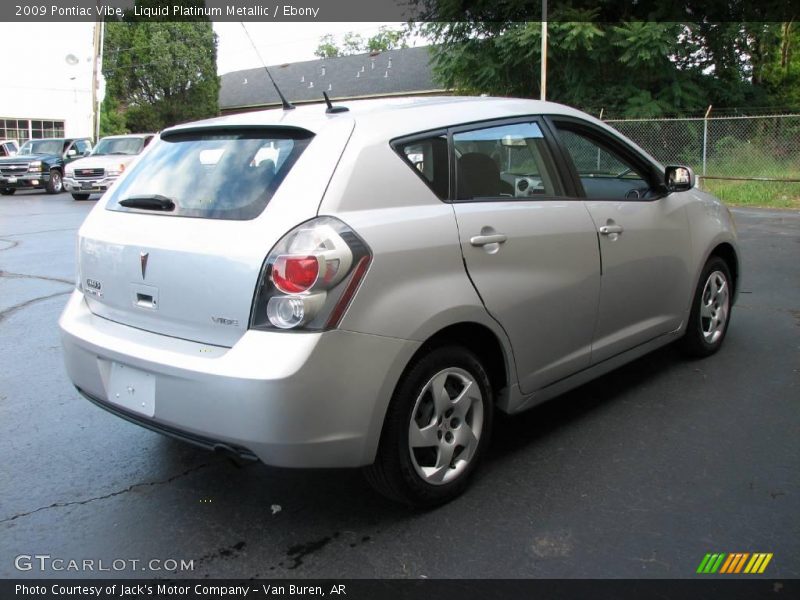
[540,0,547,101]
[91,3,103,143]
[92,18,100,144]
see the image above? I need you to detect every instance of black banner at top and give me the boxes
[2,0,798,23]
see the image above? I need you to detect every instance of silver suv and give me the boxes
[60,97,739,506]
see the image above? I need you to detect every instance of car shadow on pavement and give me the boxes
[147,342,686,522]
[487,343,684,462]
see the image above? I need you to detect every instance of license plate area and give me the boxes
[107,363,155,417]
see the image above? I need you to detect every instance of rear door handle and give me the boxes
[470,233,508,246]
[599,224,624,235]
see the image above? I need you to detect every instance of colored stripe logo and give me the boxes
[697,553,773,574]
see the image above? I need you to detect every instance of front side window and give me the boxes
[555,126,651,200]
[453,122,562,200]
[107,129,313,220]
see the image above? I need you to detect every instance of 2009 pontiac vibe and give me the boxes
[60,96,739,506]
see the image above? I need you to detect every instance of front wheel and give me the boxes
[680,256,733,358]
[364,345,493,507]
[45,169,63,194]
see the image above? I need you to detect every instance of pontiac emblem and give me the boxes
[140,251,149,279]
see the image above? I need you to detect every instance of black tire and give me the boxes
[0,188,15,195]
[364,345,494,507]
[71,193,91,201]
[45,169,63,194]
[680,256,733,358]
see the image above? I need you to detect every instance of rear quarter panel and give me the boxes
[319,127,517,373]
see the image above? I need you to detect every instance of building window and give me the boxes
[1,118,65,141]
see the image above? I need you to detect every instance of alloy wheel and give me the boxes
[408,367,484,486]
[700,270,729,344]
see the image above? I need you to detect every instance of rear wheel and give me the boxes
[364,345,493,507]
[45,169,63,194]
[71,193,91,201]
[680,256,732,358]
[0,188,15,195]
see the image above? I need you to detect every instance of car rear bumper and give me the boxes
[59,290,419,467]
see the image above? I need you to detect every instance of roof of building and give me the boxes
[219,46,443,111]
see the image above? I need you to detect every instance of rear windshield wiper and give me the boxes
[119,195,176,211]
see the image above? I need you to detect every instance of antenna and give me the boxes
[240,22,294,111]
[323,91,349,114]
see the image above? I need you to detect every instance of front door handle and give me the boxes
[599,224,624,235]
[470,233,508,246]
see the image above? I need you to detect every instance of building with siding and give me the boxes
[1,23,96,142]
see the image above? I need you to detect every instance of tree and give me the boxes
[99,95,128,137]
[763,22,800,108]
[102,0,219,132]
[314,34,341,58]
[419,19,708,117]
[342,32,366,55]
[313,26,410,58]
[412,1,799,116]
[366,26,410,52]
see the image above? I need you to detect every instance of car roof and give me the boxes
[164,95,662,168]
[166,96,594,136]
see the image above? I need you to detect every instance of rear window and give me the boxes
[107,128,313,220]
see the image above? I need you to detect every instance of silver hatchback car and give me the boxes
[60,97,739,506]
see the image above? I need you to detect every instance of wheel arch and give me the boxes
[412,322,509,398]
[364,320,513,467]
[708,242,739,302]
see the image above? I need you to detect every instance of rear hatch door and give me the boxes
[77,120,353,347]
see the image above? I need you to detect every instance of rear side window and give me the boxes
[107,128,313,220]
[453,122,563,200]
[394,134,449,200]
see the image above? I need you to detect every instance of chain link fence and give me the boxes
[605,113,800,181]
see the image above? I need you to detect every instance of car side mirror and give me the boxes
[665,165,694,192]
[67,149,77,157]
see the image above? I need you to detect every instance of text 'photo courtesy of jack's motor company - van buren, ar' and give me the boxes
[15,583,346,597]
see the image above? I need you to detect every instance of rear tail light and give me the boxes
[271,255,320,294]
[250,217,371,331]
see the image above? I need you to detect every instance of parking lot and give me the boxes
[1,191,798,579]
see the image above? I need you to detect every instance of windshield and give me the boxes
[107,129,313,220]
[93,137,145,156]
[19,139,64,155]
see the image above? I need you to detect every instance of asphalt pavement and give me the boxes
[1,192,798,579]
